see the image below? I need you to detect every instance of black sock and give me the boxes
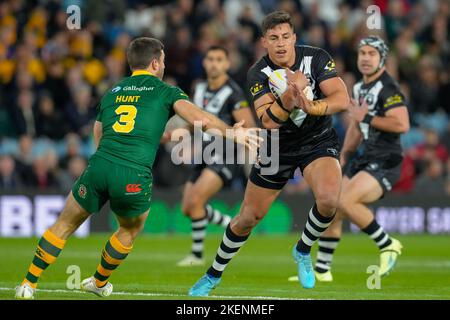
[207,225,249,278]
[362,219,392,250]
[205,204,230,227]
[315,237,340,273]
[191,216,208,258]
[297,204,335,254]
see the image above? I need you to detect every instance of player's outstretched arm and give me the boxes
[173,99,262,150]
[173,99,231,133]
[93,120,102,149]
[233,107,256,128]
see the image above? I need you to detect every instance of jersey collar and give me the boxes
[362,70,386,88]
[131,70,154,77]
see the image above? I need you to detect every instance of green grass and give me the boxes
[1,234,449,300]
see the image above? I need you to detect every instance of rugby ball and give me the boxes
[268,68,314,101]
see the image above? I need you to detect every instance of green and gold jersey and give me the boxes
[95,70,189,172]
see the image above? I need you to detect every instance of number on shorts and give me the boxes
[112,105,137,133]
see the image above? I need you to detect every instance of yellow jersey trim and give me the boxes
[131,70,154,77]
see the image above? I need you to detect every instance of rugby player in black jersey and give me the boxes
[312,36,409,282]
[189,11,349,295]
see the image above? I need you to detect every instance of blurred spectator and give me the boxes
[392,154,416,193]
[408,128,449,176]
[97,52,125,91]
[45,148,62,183]
[23,154,58,189]
[85,0,126,26]
[446,159,450,196]
[306,22,327,48]
[64,65,84,101]
[59,134,84,170]
[0,154,22,189]
[58,155,87,192]
[394,28,421,79]
[223,0,264,30]
[65,84,96,140]
[165,25,194,91]
[125,4,166,38]
[438,69,450,117]
[9,90,37,137]
[414,157,447,194]
[14,134,33,181]
[35,92,68,139]
[410,55,442,115]
[384,0,408,41]
[42,50,69,109]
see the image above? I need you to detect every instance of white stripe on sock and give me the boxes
[217,247,236,260]
[192,243,204,251]
[370,227,383,240]
[376,234,389,247]
[221,215,231,227]
[301,232,315,247]
[305,221,322,238]
[315,262,330,270]
[211,210,222,225]
[318,240,339,249]
[192,219,208,228]
[309,209,331,229]
[317,251,334,262]
[222,234,246,249]
[192,231,206,240]
[212,260,227,272]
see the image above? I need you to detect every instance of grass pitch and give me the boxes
[0,234,449,300]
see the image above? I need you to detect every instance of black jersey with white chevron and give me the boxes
[247,45,338,156]
[352,71,407,157]
[192,78,248,126]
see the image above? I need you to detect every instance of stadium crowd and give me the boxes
[0,0,449,195]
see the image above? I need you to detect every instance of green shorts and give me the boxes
[72,155,152,218]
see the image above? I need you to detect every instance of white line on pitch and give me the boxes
[0,287,305,300]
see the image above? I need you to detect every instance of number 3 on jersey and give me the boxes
[112,105,137,133]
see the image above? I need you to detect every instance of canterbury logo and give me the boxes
[126,184,142,193]
[36,248,44,258]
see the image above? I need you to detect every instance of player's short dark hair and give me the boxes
[261,11,294,35]
[206,45,229,57]
[127,37,164,70]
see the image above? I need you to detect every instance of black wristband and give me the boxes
[259,114,264,125]
[275,97,290,113]
[266,107,287,125]
[362,114,374,124]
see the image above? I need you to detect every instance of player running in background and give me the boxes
[312,36,409,282]
[189,11,349,296]
[14,37,261,299]
[177,45,256,267]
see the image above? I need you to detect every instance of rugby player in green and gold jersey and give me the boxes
[15,37,261,299]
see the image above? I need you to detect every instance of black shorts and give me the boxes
[249,129,340,190]
[345,153,403,195]
[189,162,242,187]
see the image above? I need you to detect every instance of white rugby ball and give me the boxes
[268,68,314,101]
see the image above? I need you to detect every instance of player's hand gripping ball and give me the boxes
[268,69,314,101]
